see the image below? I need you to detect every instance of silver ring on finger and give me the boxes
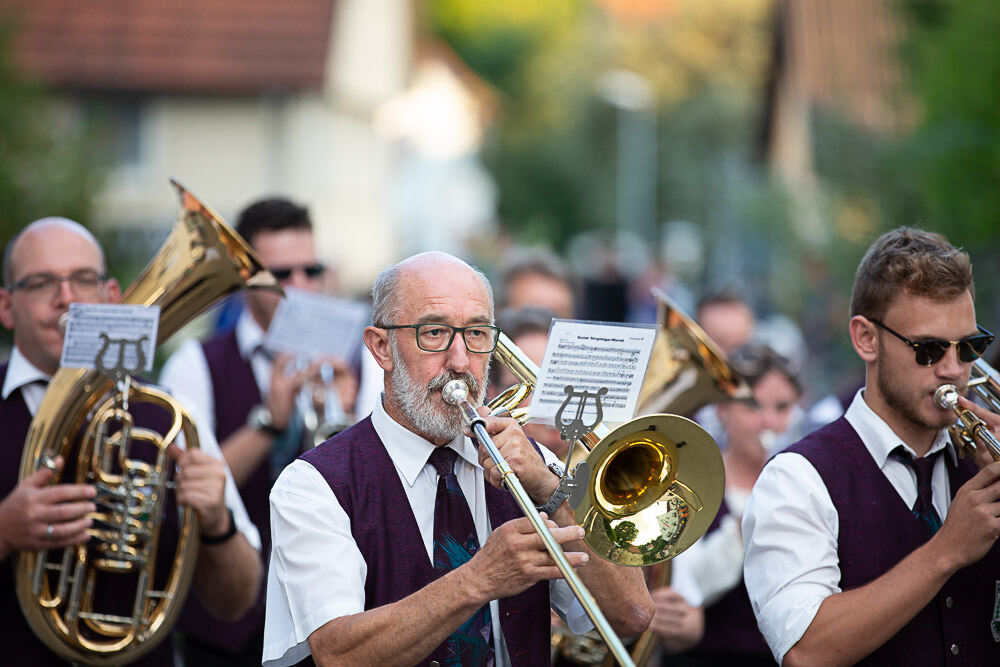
[46,523,54,539]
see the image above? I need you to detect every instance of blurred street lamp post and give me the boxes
[598,70,657,247]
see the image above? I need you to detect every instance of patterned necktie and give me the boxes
[892,447,943,535]
[428,447,494,667]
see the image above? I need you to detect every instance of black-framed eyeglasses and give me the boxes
[269,263,325,282]
[6,269,107,302]
[869,318,995,366]
[381,323,501,354]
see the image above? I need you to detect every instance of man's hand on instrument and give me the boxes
[268,353,306,432]
[957,395,1000,468]
[649,586,704,653]
[931,459,1000,569]
[166,444,229,537]
[0,455,95,559]
[462,515,588,601]
[470,408,559,506]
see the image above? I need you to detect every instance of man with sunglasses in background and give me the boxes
[743,227,1000,665]
[161,197,357,666]
[262,251,652,666]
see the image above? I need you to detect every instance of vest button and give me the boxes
[946,596,954,608]
[951,644,959,656]
[430,662,441,667]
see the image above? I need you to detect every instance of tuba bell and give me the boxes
[15,180,281,665]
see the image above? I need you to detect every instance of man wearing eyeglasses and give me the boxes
[161,197,359,666]
[262,251,652,666]
[743,227,1000,665]
[0,217,263,665]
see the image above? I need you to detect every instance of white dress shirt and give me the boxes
[2,346,260,550]
[673,486,750,606]
[741,389,956,664]
[263,399,591,667]
[160,311,271,436]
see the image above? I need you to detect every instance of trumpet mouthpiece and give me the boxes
[934,384,959,410]
[441,380,469,406]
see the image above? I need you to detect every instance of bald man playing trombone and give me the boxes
[263,251,652,667]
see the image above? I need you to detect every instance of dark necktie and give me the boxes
[428,447,494,667]
[892,447,943,535]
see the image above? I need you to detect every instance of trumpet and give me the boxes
[298,360,353,447]
[936,367,1000,461]
[441,380,637,667]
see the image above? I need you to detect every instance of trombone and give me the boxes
[442,379,637,667]
[491,289,751,666]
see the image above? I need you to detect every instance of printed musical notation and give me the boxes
[60,303,161,373]
[529,319,657,425]
[265,287,370,361]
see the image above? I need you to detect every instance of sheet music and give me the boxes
[264,287,369,360]
[60,303,160,372]
[529,319,657,425]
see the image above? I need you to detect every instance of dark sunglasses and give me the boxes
[869,318,995,366]
[269,263,325,282]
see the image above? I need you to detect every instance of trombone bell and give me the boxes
[575,414,724,566]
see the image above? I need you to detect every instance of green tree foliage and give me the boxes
[427,0,775,249]
[895,0,1000,247]
[0,27,101,253]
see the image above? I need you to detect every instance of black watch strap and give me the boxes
[201,508,237,545]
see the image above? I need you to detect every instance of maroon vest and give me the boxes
[785,417,1000,665]
[300,416,552,666]
[683,498,775,664]
[177,329,267,653]
[0,362,176,666]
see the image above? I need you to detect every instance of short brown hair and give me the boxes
[850,227,973,320]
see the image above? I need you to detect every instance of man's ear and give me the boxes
[363,326,393,372]
[104,278,121,304]
[849,315,878,363]
[0,289,13,330]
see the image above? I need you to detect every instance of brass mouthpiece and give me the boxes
[441,379,469,406]
[935,384,960,410]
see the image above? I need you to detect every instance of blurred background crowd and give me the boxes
[2,0,1000,410]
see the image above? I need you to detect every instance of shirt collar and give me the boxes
[235,308,267,360]
[370,396,482,487]
[844,388,956,466]
[1,346,51,400]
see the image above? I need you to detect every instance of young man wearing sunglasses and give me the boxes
[161,197,356,666]
[743,227,1000,665]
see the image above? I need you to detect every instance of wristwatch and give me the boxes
[535,461,570,515]
[201,508,237,545]
[247,404,282,437]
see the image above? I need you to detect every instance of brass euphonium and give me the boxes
[15,180,281,665]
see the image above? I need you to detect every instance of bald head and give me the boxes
[371,251,494,327]
[3,218,105,287]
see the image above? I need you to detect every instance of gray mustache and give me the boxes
[427,371,480,396]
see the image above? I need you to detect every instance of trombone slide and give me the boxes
[442,380,636,667]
